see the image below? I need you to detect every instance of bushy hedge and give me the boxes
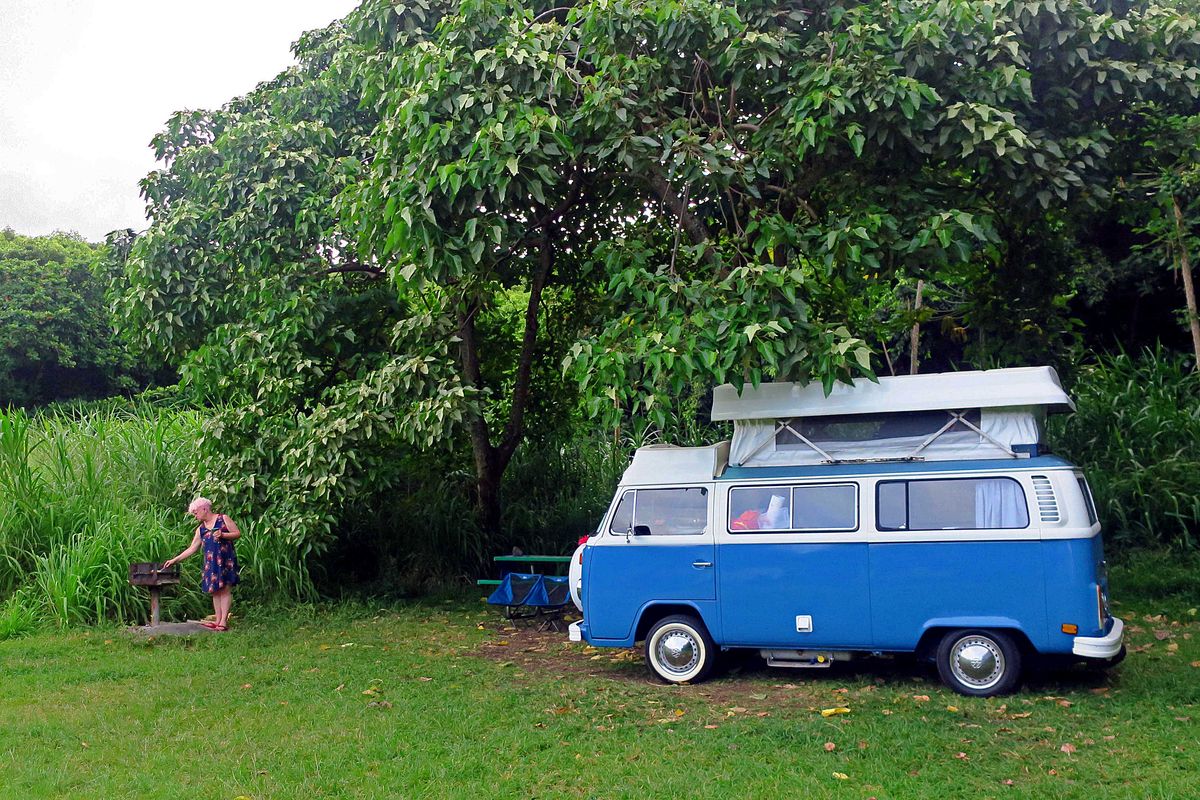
[1050,348,1200,551]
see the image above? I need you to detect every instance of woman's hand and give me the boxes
[161,557,176,569]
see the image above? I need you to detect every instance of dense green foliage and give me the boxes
[1050,348,1200,550]
[1117,111,1200,360]
[0,229,141,407]
[0,405,311,636]
[106,0,1200,561]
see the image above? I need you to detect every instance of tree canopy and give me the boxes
[108,0,1200,551]
[0,229,138,407]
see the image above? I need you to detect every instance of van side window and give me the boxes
[793,484,858,530]
[876,477,1029,531]
[609,488,708,535]
[729,484,857,532]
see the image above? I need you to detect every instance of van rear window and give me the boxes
[1077,476,1099,525]
[876,477,1029,531]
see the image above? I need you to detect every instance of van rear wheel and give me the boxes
[645,614,716,684]
[936,629,1022,697]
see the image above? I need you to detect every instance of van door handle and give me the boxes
[692,560,713,568]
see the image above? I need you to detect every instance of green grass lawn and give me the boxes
[2,583,1198,799]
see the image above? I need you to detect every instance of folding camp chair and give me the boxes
[486,573,571,629]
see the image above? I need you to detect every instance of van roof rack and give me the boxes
[711,366,1073,421]
[712,367,1074,468]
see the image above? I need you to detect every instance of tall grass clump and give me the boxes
[0,404,310,636]
[1049,347,1200,551]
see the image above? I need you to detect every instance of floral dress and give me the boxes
[200,515,240,593]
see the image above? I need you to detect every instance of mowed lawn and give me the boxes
[2,585,1198,800]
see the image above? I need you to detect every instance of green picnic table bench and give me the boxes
[476,554,572,586]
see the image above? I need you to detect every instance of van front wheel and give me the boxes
[645,614,716,684]
[936,629,1022,697]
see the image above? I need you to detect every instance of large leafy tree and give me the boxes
[109,0,1200,554]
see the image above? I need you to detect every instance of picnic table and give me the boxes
[477,554,572,586]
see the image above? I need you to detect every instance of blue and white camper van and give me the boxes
[567,367,1125,696]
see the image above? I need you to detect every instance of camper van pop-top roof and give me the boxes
[712,366,1074,468]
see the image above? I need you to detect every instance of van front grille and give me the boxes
[1031,475,1060,523]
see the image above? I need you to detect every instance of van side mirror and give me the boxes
[632,524,651,537]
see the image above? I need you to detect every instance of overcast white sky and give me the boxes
[0,1,360,241]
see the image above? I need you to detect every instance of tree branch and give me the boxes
[648,171,720,267]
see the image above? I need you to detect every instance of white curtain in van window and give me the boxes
[974,479,1028,528]
[729,419,775,465]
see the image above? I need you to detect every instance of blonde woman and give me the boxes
[163,497,241,631]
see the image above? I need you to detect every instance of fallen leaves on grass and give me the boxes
[912,695,930,703]
[1060,743,1076,754]
[820,707,851,717]
[832,772,849,780]
[824,742,836,752]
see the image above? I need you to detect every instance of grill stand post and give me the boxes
[149,586,162,627]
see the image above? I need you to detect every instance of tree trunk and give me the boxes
[456,233,555,535]
[1171,194,1200,366]
[456,301,504,533]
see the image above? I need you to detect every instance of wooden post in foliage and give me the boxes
[910,279,925,375]
[1171,195,1200,366]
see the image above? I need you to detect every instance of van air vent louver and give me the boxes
[1031,475,1059,523]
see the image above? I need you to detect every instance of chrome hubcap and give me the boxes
[950,635,1004,689]
[656,629,700,675]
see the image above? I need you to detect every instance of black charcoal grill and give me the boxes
[128,562,180,626]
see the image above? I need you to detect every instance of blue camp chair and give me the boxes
[487,573,570,628]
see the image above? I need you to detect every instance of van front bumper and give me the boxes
[1072,617,1124,659]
